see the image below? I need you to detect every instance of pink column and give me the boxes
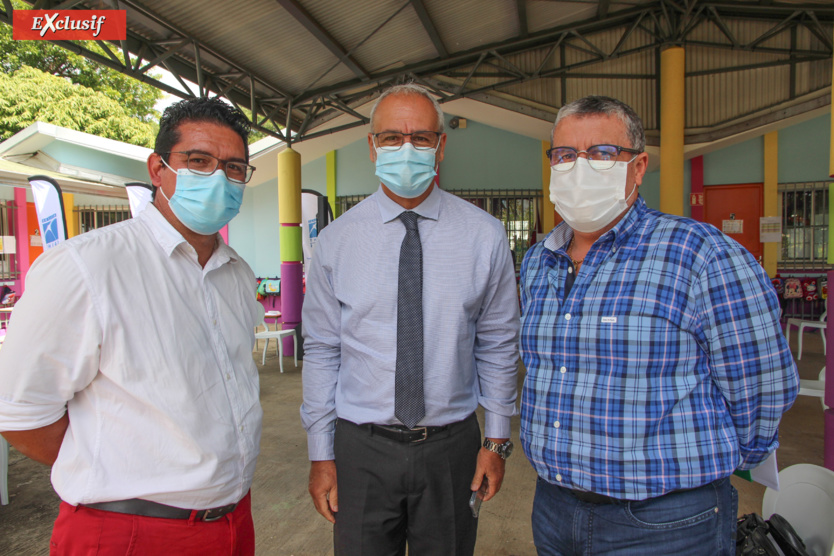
[825,270,834,471]
[13,187,30,296]
[690,156,704,221]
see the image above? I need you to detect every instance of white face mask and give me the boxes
[549,157,637,233]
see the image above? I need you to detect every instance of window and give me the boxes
[75,205,131,234]
[778,182,831,268]
[336,189,542,270]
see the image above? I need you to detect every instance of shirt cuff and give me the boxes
[0,399,66,431]
[483,412,511,440]
[307,431,335,461]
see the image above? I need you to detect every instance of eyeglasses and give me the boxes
[165,151,256,184]
[546,144,642,172]
[373,131,441,151]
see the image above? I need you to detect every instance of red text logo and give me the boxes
[13,10,126,41]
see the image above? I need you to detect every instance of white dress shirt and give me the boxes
[0,204,263,509]
[301,186,520,461]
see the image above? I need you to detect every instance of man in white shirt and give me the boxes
[0,97,264,555]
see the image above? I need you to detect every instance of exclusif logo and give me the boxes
[12,10,126,40]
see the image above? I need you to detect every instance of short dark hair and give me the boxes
[554,95,645,152]
[154,97,252,163]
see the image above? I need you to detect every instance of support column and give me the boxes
[62,193,77,238]
[541,141,557,232]
[13,187,29,296]
[326,150,337,218]
[660,46,685,216]
[762,132,778,278]
[278,148,302,356]
[825,33,834,471]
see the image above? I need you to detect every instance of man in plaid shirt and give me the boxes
[520,95,798,556]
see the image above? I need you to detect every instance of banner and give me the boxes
[28,176,68,251]
[300,190,333,272]
[13,10,126,41]
[125,182,154,217]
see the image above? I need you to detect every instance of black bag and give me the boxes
[736,513,811,556]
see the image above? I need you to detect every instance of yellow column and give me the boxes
[278,148,303,342]
[326,150,337,217]
[763,132,778,277]
[541,141,555,233]
[660,46,686,216]
[62,193,77,238]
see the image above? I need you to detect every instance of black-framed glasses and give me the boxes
[373,131,442,151]
[546,144,642,172]
[165,151,256,184]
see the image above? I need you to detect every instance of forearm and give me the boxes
[2,413,69,465]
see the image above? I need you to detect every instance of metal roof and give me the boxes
[3,0,833,149]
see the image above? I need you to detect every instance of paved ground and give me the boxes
[0,332,827,555]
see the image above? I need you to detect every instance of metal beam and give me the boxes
[517,0,528,38]
[598,0,611,20]
[410,0,448,58]
[274,0,369,80]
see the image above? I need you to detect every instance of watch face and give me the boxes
[503,441,514,458]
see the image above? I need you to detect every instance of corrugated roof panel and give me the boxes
[567,78,656,130]
[426,0,517,53]
[140,0,348,95]
[302,0,437,73]
[795,60,832,97]
[526,0,596,34]
[686,44,784,73]
[501,80,563,111]
[687,66,790,128]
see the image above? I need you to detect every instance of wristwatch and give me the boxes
[483,438,514,460]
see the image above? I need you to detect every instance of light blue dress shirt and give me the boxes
[301,185,520,460]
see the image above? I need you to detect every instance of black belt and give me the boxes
[568,489,623,505]
[345,413,475,443]
[81,498,239,522]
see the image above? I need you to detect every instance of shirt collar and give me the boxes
[543,195,647,253]
[374,184,441,224]
[139,203,238,264]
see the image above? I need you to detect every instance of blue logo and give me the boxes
[308,218,317,239]
[42,214,59,245]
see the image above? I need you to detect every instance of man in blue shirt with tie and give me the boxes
[301,83,520,555]
[520,95,798,555]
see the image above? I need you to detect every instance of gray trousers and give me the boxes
[333,414,481,556]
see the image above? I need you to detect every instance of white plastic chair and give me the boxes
[798,367,828,411]
[786,310,827,360]
[254,321,297,373]
[762,463,834,556]
[1,435,9,505]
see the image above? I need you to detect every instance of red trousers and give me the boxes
[50,492,255,556]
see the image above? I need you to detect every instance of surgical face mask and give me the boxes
[160,159,244,235]
[549,157,637,233]
[374,142,437,199]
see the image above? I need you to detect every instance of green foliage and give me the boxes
[0,66,156,147]
[1,0,163,122]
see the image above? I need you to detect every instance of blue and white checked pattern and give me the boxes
[301,185,520,461]
[520,196,799,500]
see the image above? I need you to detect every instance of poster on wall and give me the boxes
[760,216,782,243]
[28,176,68,251]
[125,182,154,217]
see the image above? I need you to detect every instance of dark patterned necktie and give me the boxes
[395,211,425,429]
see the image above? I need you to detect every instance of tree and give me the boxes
[0,66,157,147]
[1,0,163,129]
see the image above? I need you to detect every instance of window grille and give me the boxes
[335,189,542,269]
[75,205,131,234]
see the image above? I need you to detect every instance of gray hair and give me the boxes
[553,95,645,151]
[369,83,445,133]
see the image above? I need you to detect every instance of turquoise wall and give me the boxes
[778,114,831,183]
[704,136,764,185]
[302,156,327,195]
[41,143,149,182]
[334,139,375,195]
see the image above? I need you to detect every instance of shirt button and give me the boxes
[612,247,617,254]
[556,474,562,482]
[554,421,560,428]
[565,313,571,321]
[226,373,231,380]
[560,366,566,374]
[239,425,244,432]
[567,267,573,274]
[213,320,217,325]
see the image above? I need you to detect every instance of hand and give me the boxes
[308,460,338,523]
[469,439,507,502]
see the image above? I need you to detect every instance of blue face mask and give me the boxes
[374,142,438,199]
[160,160,244,235]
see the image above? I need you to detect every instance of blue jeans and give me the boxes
[531,476,737,556]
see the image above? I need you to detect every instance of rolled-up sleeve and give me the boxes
[0,246,101,431]
[475,233,520,439]
[300,232,342,461]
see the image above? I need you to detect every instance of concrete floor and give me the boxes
[0,331,827,556]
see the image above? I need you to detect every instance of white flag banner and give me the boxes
[28,176,68,251]
[125,182,154,217]
[300,190,334,273]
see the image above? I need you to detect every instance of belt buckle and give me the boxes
[410,427,428,443]
[200,503,236,522]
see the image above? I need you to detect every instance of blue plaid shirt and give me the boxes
[520,197,798,500]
